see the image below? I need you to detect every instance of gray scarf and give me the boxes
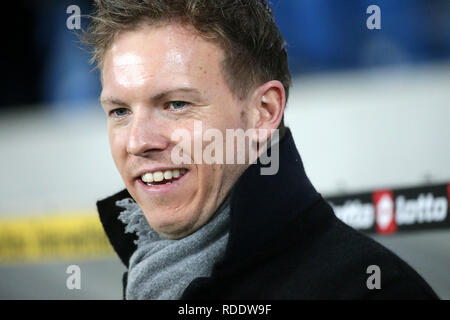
[116,197,230,300]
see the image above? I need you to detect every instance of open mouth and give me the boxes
[140,169,188,186]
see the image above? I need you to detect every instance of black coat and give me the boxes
[97,129,439,299]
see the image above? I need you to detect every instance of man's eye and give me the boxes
[166,101,189,111]
[110,108,130,117]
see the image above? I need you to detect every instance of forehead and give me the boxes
[101,23,227,96]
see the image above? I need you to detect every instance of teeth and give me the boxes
[141,172,154,183]
[164,171,172,180]
[141,169,187,184]
[153,171,164,182]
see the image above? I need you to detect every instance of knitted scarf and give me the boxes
[116,197,230,300]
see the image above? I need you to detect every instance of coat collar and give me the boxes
[97,128,320,268]
[222,128,319,268]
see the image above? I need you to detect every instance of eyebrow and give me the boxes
[99,97,128,107]
[151,88,203,103]
[100,87,204,107]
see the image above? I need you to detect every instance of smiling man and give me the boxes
[100,23,261,240]
[85,0,438,300]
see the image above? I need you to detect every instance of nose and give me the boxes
[126,109,169,157]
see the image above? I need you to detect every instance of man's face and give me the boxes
[100,23,250,239]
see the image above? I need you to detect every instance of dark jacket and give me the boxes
[97,129,439,299]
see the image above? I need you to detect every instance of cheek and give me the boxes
[204,164,227,188]
[195,165,222,206]
[108,129,127,165]
[225,105,248,129]
[206,108,244,133]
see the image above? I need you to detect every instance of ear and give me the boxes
[250,80,286,143]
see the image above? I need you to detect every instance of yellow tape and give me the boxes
[0,212,114,264]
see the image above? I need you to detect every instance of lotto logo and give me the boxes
[328,183,450,234]
[373,190,396,234]
[396,193,447,225]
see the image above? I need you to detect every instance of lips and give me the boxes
[140,168,188,186]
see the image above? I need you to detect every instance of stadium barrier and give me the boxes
[0,182,449,264]
[327,182,450,235]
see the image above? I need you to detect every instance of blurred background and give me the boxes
[0,0,449,299]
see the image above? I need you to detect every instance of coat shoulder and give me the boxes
[260,198,439,299]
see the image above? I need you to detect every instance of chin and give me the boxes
[141,206,199,239]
